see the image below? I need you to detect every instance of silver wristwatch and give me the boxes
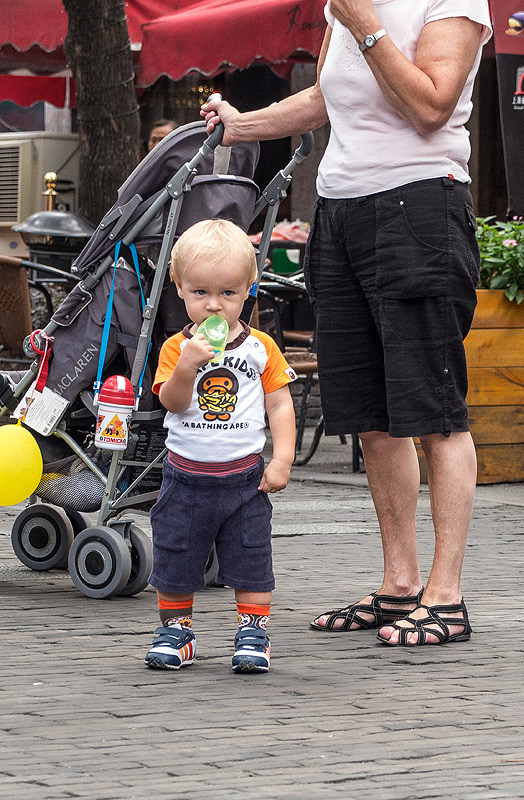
[359,28,387,52]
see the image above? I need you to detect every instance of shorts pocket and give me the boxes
[464,204,481,285]
[376,182,450,298]
[240,487,272,548]
[150,469,194,552]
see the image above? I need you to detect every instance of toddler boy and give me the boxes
[145,218,296,673]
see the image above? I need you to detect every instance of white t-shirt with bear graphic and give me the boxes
[153,323,296,462]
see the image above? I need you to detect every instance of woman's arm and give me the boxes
[329,0,484,134]
[201,28,332,146]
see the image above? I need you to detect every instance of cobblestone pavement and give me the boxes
[1,437,524,799]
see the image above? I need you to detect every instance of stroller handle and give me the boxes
[204,121,225,150]
[204,93,225,150]
[296,131,314,160]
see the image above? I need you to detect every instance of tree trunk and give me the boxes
[63,0,140,225]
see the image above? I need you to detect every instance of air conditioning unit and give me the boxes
[0,132,80,257]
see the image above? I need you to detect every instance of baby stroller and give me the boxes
[0,118,313,599]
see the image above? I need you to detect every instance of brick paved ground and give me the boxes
[1,436,524,799]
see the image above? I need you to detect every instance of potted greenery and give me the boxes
[476,216,524,303]
[463,217,524,482]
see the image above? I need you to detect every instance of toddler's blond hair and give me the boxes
[170,219,257,285]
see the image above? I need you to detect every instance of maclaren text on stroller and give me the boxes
[0,119,313,599]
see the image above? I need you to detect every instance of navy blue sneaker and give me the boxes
[232,625,270,673]
[144,623,196,670]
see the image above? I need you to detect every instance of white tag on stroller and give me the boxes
[13,384,69,436]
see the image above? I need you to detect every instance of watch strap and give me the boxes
[359,28,387,52]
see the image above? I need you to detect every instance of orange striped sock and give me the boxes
[158,596,193,627]
[237,602,270,630]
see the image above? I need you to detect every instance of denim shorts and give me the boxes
[149,456,274,594]
[303,178,480,438]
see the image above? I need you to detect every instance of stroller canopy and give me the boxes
[72,121,260,277]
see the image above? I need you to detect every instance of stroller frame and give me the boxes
[2,120,313,598]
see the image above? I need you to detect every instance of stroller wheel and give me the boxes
[118,525,153,597]
[68,526,132,599]
[11,504,75,571]
[65,510,93,538]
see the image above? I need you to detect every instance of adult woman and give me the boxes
[203,0,492,646]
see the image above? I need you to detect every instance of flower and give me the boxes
[476,217,524,304]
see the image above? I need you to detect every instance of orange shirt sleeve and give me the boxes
[152,333,183,394]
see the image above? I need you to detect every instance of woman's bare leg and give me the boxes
[379,431,476,644]
[312,431,422,629]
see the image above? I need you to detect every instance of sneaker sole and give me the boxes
[145,656,195,670]
[232,656,269,673]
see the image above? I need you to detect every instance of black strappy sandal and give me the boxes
[376,598,472,646]
[310,588,424,632]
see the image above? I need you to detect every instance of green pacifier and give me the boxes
[197,314,229,361]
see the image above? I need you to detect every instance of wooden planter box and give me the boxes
[417,289,524,484]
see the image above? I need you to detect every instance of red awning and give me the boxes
[137,0,327,87]
[0,0,69,54]
[0,75,76,107]
[0,0,182,74]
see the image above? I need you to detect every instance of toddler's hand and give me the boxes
[179,333,215,371]
[258,459,291,493]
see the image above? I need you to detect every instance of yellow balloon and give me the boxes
[0,423,43,506]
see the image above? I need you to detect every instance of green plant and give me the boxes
[476,216,524,304]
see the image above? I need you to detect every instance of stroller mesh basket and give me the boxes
[36,454,106,512]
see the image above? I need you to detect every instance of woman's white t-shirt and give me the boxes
[317,0,492,198]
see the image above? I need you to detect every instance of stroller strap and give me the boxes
[213,145,231,175]
[30,329,54,393]
[93,240,149,407]
[116,331,139,349]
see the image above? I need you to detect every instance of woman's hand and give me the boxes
[201,98,241,146]
[329,0,380,42]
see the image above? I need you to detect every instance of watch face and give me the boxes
[364,35,375,47]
